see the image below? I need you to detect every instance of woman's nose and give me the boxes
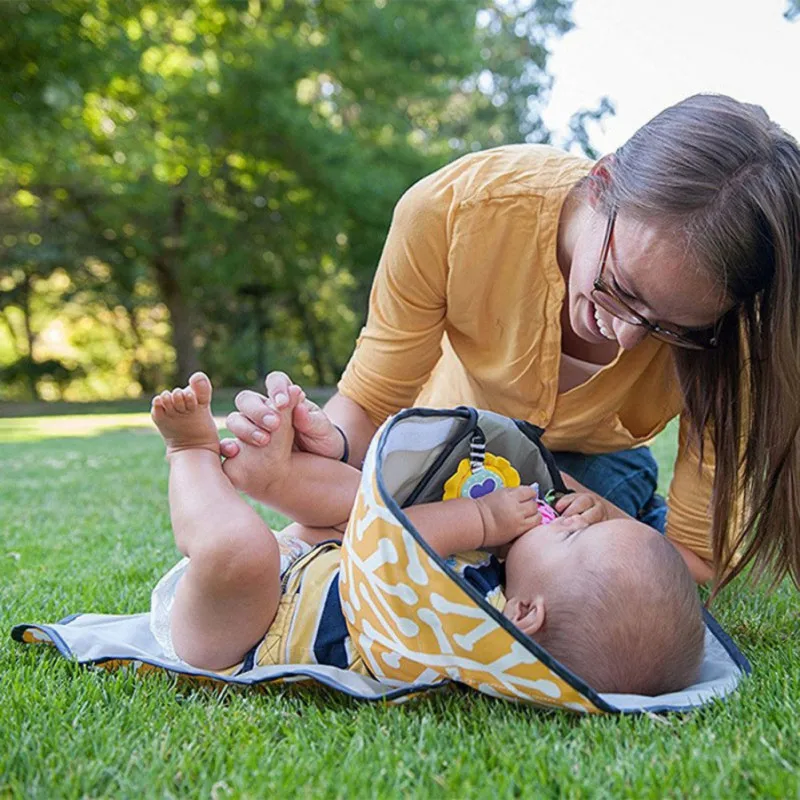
[613,319,650,350]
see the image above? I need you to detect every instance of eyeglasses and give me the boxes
[591,207,720,350]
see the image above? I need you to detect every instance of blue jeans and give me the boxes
[550,447,667,534]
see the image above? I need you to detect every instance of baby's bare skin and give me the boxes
[220,390,300,503]
[150,371,300,506]
[150,372,220,457]
[150,372,284,670]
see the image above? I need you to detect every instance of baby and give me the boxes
[150,372,704,695]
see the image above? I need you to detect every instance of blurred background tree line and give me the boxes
[0,0,609,402]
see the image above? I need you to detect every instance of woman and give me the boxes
[221,94,800,595]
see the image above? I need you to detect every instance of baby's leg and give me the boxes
[152,373,281,671]
[223,417,361,528]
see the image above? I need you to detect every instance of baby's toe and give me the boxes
[184,389,198,412]
[151,396,165,420]
[172,388,187,413]
[160,389,175,413]
[188,371,212,406]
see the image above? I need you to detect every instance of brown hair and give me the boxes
[593,94,800,595]
[535,532,705,694]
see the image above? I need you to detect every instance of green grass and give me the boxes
[1,411,798,798]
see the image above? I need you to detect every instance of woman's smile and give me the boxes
[592,305,616,341]
[581,297,617,344]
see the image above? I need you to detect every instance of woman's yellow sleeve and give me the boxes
[337,173,453,426]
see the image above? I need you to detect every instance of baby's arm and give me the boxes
[405,486,541,557]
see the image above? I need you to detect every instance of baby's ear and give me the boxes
[503,595,546,636]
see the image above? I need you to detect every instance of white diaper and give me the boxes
[149,531,313,662]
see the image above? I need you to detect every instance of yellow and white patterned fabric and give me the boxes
[340,407,602,712]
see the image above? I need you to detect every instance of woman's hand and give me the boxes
[554,491,607,525]
[219,371,347,461]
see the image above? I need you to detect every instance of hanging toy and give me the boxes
[531,482,559,524]
[442,428,521,501]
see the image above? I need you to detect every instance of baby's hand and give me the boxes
[555,491,607,525]
[475,486,542,548]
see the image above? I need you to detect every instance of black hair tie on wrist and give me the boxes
[334,424,350,464]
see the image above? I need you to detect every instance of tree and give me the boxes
[0,0,586,396]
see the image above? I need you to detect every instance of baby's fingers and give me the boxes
[550,514,589,532]
[509,485,536,502]
[574,505,606,525]
[524,509,543,527]
[556,493,592,517]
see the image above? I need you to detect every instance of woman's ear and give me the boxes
[587,154,616,210]
[503,595,546,636]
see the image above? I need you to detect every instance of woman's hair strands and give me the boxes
[596,94,800,595]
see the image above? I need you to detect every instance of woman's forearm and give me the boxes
[669,540,714,584]
[323,391,379,466]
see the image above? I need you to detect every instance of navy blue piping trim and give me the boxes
[12,614,746,713]
[512,418,569,495]
[239,644,258,675]
[12,623,75,661]
[702,607,752,674]
[11,622,451,703]
[375,408,619,714]
[401,407,477,508]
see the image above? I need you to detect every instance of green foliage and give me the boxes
[0,355,82,400]
[0,0,589,399]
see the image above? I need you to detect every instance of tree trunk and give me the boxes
[124,304,159,393]
[255,296,268,382]
[292,294,329,385]
[151,191,200,382]
[20,272,39,400]
[152,256,200,382]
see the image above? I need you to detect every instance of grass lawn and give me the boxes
[1,406,798,798]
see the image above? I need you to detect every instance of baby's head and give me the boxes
[502,515,705,695]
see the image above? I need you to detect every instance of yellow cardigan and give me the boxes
[338,145,716,562]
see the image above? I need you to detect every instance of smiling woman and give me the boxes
[223,93,800,603]
[590,205,723,349]
[576,94,800,594]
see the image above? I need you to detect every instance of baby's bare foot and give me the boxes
[151,372,220,457]
[222,392,297,502]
